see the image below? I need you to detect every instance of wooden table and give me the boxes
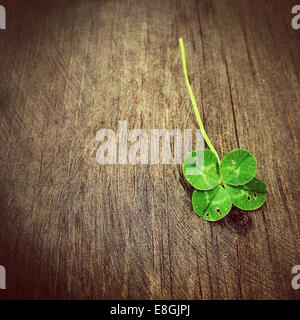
[0,0,299,299]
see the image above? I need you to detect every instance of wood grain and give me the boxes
[0,0,299,299]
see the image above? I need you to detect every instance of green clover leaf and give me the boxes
[225,177,267,210]
[179,38,268,222]
[192,186,232,221]
[182,149,220,190]
[219,149,257,186]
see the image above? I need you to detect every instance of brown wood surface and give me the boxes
[0,0,299,299]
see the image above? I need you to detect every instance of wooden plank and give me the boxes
[0,0,299,299]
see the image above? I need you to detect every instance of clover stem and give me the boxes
[179,37,220,164]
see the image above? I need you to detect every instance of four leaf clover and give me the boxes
[183,149,267,221]
[179,38,268,222]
